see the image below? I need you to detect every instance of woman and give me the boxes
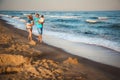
[26,15,34,41]
[35,14,45,43]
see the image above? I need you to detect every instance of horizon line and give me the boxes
[0,9,120,12]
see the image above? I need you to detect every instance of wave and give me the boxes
[1,14,26,30]
[12,16,20,19]
[49,15,81,19]
[44,31,120,52]
[85,19,99,23]
[89,16,98,19]
[23,13,31,16]
[19,19,26,23]
[51,18,80,23]
[88,16,108,20]
[0,14,11,18]
[98,17,108,20]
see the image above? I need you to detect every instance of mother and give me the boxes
[26,15,34,41]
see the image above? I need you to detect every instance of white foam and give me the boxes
[44,31,120,52]
[0,14,11,18]
[86,19,99,23]
[12,16,20,19]
[23,13,31,16]
[43,35,120,68]
[19,19,26,23]
[1,15,26,30]
[98,17,108,20]
[49,15,81,19]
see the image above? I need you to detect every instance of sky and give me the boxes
[0,0,120,11]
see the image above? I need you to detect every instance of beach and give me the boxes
[0,17,120,80]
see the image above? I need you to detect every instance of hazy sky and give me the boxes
[0,0,120,11]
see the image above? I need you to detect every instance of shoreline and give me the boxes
[0,18,120,80]
[43,34,120,68]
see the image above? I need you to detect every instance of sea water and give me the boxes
[0,11,120,67]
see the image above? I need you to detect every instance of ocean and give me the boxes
[0,10,120,52]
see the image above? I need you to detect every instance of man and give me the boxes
[35,14,45,43]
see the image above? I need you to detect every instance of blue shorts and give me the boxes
[37,28,43,35]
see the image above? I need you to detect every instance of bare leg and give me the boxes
[28,29,30,41]
[30,29,32,41]
[28,29,32,41]
[38,34,42,43]
[40,35,42,43]
[38,35,40,42]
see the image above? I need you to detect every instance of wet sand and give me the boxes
[0,18,120,80]
[43,35,120,68]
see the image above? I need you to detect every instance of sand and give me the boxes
[0,18,120,80]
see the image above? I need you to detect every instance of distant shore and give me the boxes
[0,18,120,80]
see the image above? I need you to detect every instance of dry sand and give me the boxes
[0,18,120,80]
